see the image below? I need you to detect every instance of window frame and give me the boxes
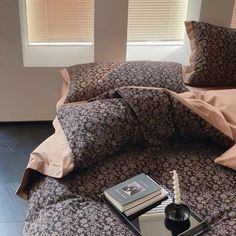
[19,0,94,67]
[19,0,202,67]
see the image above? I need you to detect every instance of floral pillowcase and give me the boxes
[182,21,236,87]
[60,61,188,104]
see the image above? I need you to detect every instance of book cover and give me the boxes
[104,173,161,206]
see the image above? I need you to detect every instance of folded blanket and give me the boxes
[17,87,236,199]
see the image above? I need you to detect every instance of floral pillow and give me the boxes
[61,61,188,104]
[182,21,236,87]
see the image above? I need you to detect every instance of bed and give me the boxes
[17,21,236,236]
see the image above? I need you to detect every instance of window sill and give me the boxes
[22,44,94,67]
[29,42,93,46]
[127,41,184,46]
[22,42,185,67]
[126,44,185,64]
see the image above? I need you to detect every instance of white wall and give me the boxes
[0,0,61,121]
[200,0,235,27]
[0,0,235,121]
[156,0,235,65]
[94,0,128,61]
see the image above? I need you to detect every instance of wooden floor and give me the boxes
[0,123,54,236]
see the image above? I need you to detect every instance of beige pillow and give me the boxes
[180,89,236,170]
[215,144,236,170]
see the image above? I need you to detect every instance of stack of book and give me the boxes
[104,173,168,216]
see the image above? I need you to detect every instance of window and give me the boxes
[127,0,188,43]
[20,0,191,66]
[26,0,93,45]
[231,0,236,28]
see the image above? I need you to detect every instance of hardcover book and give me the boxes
[104,173,164,213]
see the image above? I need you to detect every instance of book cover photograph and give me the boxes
[104,173,161,207]
[122,181,145,196]
[103,173,167,215]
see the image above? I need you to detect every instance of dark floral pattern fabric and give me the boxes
[24,141,236,236]
[58,87,233,172]
[65,61,188,103]
[24,87,235,235]
[57,99,142,169]
[183,21,236,87]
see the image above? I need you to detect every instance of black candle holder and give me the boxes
[165,217,191,236]
[165,203,191,235]
[165,202,190,221]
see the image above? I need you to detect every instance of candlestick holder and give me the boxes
[165,202,190,221]
[165,215,191,236]
[165,170,190,222]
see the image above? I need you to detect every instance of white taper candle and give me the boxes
[172,170,181,205]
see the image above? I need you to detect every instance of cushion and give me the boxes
[179,88,236,170]
[62,61,188,104]
[180,89,236,141]
[182,21,236,87]
[214,144,236,171]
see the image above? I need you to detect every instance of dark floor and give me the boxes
[0,123,54,236]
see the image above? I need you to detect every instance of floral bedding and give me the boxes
[24,142,236,236]
[18,62,236,236]
[62,61,188,104]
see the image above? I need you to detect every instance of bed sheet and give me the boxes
[24,140,236,236]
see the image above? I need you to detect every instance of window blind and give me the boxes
[26,0,93,44]
[232,0,236,28]
[127,0,188,42]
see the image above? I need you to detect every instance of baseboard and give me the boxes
[0,121,53,126]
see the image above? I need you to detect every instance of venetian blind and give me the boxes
[26,0,93,43]
[231,1,236,28]
[127,0,188,42]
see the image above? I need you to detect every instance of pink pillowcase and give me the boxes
[180,89,236,171]
[215,144,236,170]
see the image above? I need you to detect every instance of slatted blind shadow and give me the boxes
[127,0,188,42]
[26,0,93,43]
[232,0,236,28]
